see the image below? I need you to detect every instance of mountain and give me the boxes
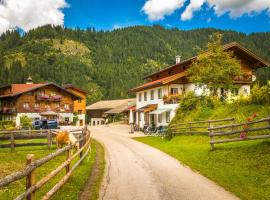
[0,25,269,103]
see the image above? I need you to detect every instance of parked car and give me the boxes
[33,120,59,130]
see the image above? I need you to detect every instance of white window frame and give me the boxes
[158,88,162,99]
[150,90,154,100]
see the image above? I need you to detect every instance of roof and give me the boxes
[130,71,187,93]
[144,42,270,79]
[86,98,136,111]
[104,101,136,114]
[64,84,87,94]
[136,104,158,112]
[0,82,82,99]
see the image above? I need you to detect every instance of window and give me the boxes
[150,90,154,100]
[34,103,40,108]
[171,88,178,95]
[158,114,162,123]
[158,88,162,99]
[45,103,50,109]
[51,91,56,96]
[138,93,142,102]
[55,103,60,108]
[23,102,29,109]
[231,88,239,96]
[78,99,82,103]
[64,104,70,109]
[166,112,170,123]
[78,110,82,115]
[144,92,147,101]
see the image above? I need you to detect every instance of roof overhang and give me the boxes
[130,71,187,93]
[0,82,82,100]
[143,42,269,80]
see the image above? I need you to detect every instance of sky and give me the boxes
[0,0,270,34]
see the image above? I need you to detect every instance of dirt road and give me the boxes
[90,125,239,200]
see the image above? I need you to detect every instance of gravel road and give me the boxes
[90,125,239,200]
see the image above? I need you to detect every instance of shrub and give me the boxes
[73,114,79,126]
[20,115,32,128]
[250,82,270,105]
[179,92,200,112]
[0,120,16,130]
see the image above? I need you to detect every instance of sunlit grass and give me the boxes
[135,136,270,200]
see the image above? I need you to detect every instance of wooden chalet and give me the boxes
[130,42,269,129]
[0,78,82,126]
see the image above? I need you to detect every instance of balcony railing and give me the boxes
[0,107,17,114]
[163,94,182,104]
[36,95,62,101]
[234,74,252,82]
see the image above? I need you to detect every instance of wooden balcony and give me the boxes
[163,94,182,104]
[0,107,17,114]
[234,74,252,83]
[36,95,62,102]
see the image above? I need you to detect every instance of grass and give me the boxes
[135,135,270,200]
[0,139,105,200]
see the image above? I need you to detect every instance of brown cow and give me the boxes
[56,131,79,149]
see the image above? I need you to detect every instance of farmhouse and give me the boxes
[130,42,269,129]
[0,77,83,126]
[86,98,135,126]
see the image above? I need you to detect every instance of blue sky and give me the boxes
[0,0,269,34]
[63,0,270,34]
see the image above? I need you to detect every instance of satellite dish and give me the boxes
[252,75,256,82]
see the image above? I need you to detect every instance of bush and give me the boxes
[179,92,200,112]
[250,82,270,105]
[0,120,16,130]
[20,115,32,128]
[73,114,79,126]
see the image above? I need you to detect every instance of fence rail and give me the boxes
[0,127,91,200]
[0,128,84,151]
[169,118,235,136]
[209,117,270,149]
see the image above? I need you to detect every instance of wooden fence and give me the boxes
[208,117,270,149]
[0,128,85,151]
[0,127,91,200]
[169,118,235,136]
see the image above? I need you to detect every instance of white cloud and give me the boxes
[0,0,68,34]
[142,0,270,21]
[181,0,205,20]
[142,0,185,21]
[208,0,270,18]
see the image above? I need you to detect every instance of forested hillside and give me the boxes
[0,25,269,103]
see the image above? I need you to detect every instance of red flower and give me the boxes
[243,124,248,129]
[240,132,246,139]
[252,113,257,118]
[246,117,252,122]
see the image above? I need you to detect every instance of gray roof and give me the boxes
[86,98,135,111]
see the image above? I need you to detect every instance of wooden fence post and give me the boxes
[47,130,52,150]
[66,149,71,174]
[10,132,15,151]
[209,128,215,150]
[26,154,35,200]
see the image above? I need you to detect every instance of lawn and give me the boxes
[135,135,270,200]
[0,139,105,200]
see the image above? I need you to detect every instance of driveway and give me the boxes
[90,125,239,200]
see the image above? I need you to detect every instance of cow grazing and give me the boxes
[56,131,79,149]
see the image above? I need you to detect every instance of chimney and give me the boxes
[26,76,33,84]
[176,55,181,64]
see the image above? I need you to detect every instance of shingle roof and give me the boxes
[0,82,82,99]
[86,98,136,110]
[130,71,187,93]
[144,42,269,79]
